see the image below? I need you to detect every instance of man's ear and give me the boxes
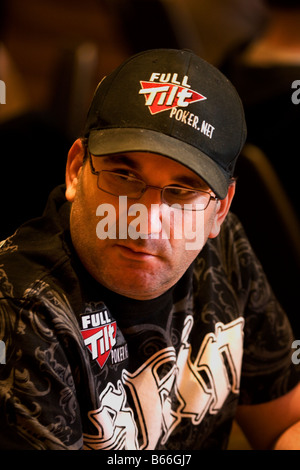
[208,181,236,239]
[65,139,85,202]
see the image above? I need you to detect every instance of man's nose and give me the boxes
[132,188,163,237]
[147,201,163,236]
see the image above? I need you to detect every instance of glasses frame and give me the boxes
[88,150,218,211]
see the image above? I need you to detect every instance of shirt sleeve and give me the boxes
[0,285,86,450]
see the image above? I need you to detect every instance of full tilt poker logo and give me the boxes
[139,72,206,115]
[81,306,117,368]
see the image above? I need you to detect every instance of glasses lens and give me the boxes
[98,171,145,198]
[163,187,209,210]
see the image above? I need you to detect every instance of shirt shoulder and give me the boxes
[193,212,263,317]
[0,186,73,298]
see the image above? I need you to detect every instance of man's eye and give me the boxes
[168,187,194,197]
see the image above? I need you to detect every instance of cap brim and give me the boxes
[88,128,229,199]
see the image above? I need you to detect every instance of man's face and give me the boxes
[66,139,234,300]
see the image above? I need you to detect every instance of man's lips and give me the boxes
[115,243,162,259]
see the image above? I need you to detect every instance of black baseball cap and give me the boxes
[84,48,247,199]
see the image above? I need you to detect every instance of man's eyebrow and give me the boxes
[173,175,209,189]
[99,154,141,169]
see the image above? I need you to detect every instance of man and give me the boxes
[0,49,299,450]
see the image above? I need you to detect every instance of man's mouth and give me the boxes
[115,243,161,260]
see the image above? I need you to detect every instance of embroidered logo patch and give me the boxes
[139,73,206,115]
[80,306,117,368]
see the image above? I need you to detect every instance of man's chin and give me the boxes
[99,271,172,300]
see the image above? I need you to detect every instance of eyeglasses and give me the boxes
[88,152,218,211]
